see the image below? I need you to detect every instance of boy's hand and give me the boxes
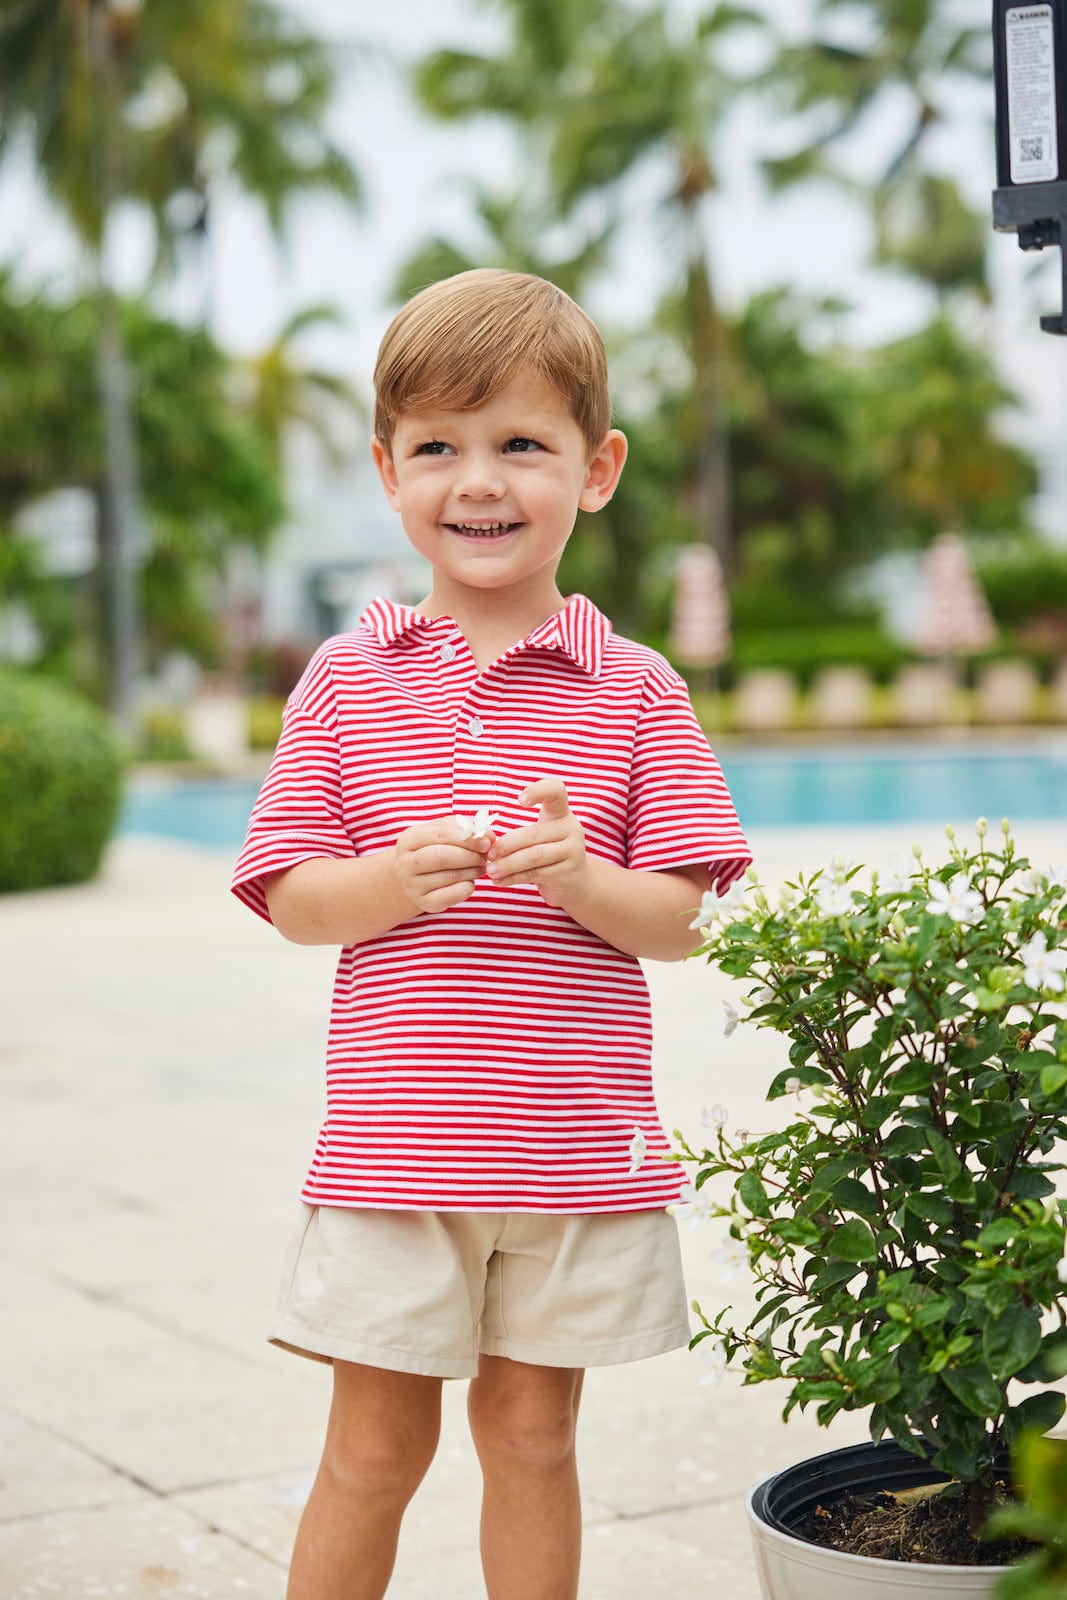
[487,779,589,908]
[394,817,494,914]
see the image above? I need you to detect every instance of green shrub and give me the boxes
[248,695,284,750]
[730,624,913,688]
[0,674,127,892]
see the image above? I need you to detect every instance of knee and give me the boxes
[469,1385,579,1477]
[320,1413,439,1506]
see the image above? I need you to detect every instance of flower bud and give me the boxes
[1002,818,1011,835]
[975,817,988,838]
[911,842,923,860]
[945,824,956,842]
[745,865,759,885]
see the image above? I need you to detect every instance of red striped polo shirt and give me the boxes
[232,593,751,1213]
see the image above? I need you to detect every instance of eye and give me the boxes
[504,436,542,454]
[414,439,452,456]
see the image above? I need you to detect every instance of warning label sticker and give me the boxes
[1006,4,1059,184]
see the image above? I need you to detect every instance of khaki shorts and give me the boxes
[269,1204,691,1378]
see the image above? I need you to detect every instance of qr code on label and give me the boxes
[1020,137,1045,162]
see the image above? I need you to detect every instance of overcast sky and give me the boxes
[0,0,1062,536]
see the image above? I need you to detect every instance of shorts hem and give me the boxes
[477,1319,692,1370]
[267,1317,478,1379]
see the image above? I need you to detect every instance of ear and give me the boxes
[370,436,402,511]
[578,429,628,513]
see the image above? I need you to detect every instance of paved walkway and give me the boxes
[3,813,1062,1598]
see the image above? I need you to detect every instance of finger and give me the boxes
[489,843,567,881]
[421,878,478,913]
[517,778,570,820]
[407,844,487,876]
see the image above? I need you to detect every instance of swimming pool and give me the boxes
[119,739,1067,847]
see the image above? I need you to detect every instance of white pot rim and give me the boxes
[746,1478,1013,1580]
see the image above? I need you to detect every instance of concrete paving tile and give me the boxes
[577,1350,868,1520]
[0,1412,144,1522]
[5,1261,328,1493]
[0,1498,286,1600]
[580,1497,760,1598]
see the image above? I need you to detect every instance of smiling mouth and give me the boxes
[447,522,522,538]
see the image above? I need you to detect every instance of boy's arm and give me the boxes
[487,778,712,963]
[265,820,493,945]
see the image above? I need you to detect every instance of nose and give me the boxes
[454,450,505,501]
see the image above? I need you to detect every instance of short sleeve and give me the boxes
[626,674,752,894]
[231,649,356,925]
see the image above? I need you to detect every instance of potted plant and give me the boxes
[674,820,1067,1598]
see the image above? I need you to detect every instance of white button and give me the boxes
[438,643,457,663]
[467,716,484,738]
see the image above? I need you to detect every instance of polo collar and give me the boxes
[360,594,612,678]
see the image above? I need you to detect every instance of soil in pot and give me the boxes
[801,1481,1030,1566]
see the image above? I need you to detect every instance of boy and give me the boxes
[232,269,751,1600]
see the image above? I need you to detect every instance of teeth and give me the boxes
[453,523,513,536]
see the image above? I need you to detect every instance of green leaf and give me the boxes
[829,1218,878,1262]
[940,1365,1005,1418]
[929,1130,962,1183]
[983,1302,1043,1380]
[738,1170,771,1217]
[1002,1390,1067,1447]
[1004,1168,1056,1199]
[831,1177,879,1215]
[1040,1063,1067,1096]
[905,1193,954,1225]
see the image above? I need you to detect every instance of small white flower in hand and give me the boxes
[1020,931,1067,994]
[689,891,720,931]
[711,1236,750,1283]
[457,807,495,841]
[701,1103,727,1131]
[723,1001,740,1037]
[670,1181,717,1229]
[926,873,984,926]
[697,1338,728,1388]
[628,1127,648,1174]
[816,882,853,917]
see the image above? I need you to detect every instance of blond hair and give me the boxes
[373,269,611,456]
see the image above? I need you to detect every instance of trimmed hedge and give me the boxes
[0,674,127,892]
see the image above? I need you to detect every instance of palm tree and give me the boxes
[0,0,360,724]
[238,305,365,468]
[762,0,992,302]
[413,0,765,574]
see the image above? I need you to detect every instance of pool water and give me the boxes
[120,741,1067,848]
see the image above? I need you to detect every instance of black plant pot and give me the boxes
[747,1440,1014,1600]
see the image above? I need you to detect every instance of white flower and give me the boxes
[1017,866,1046,897]
[926,873,983,926]
[785,1077,802,1096]
[697,1338,728,1388]
[457,807,495,841]
[711,1237,750,1283]
[1019,932,1067,994]
[720,880,749,912]
[827,852,856,882]
[627,1127,647,1174]
[670,1181,718,1230]
[1046,865,1067,890]
[701,1103,728,1131]
[816,882,853,917]
[688,891,720,931]
[882,852,912,894]
[723,1001,740,1038]
[1057,1250,1067,1286]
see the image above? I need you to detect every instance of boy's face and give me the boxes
[371,369,626,609]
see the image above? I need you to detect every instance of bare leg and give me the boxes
[467,1354,584,1600]
[287,1361,443,1600]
